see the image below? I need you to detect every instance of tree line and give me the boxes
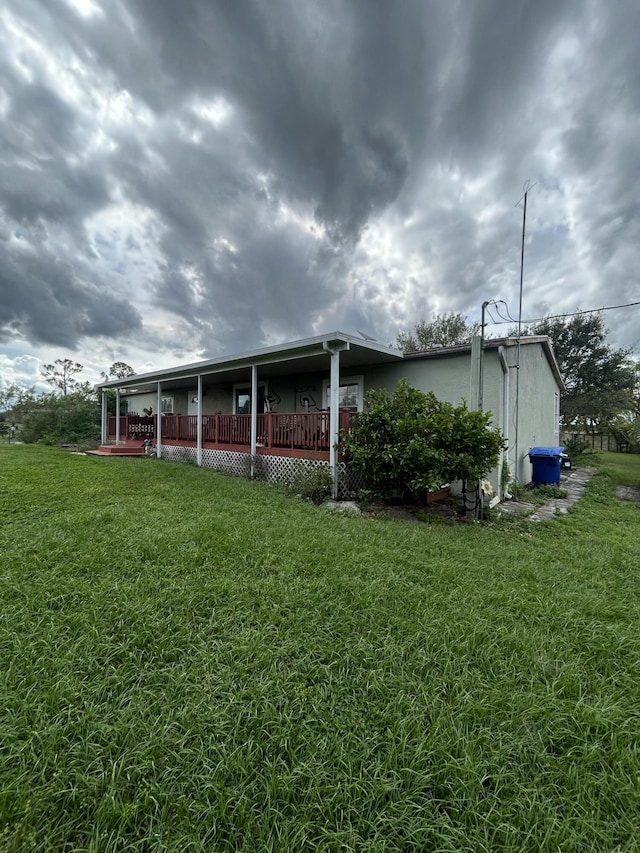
[0,360,135,445]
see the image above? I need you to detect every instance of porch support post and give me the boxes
[323,340,350,499]
[101,390,107,444]
[250,364,258,477]
[115,390,121,443]
[197,374,203,467]
[156,382,162,458]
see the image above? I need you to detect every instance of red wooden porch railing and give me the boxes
[108,415,156,439]
[107,410,355,452]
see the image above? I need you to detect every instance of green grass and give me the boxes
[1,446,639,851]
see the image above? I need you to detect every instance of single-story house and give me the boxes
[98,332,564,498]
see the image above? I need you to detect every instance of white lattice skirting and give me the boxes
[158,445,361,498]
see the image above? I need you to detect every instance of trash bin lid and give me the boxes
[529,446,564,457]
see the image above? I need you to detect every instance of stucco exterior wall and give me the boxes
[354,342,560,490]
[361,351,504,427]
[196,386,230,415]
[121,389,189,415]
[123,391,155,415]
[363,354,470,406]
[359,351,506,494]
[505,343,560,484]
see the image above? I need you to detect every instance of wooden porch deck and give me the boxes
[88,440,147,457]
[106,411,354,460]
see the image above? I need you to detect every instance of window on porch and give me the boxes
[322,376,364,412]
[233,383,268,414]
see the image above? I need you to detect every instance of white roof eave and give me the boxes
[99,331,403,390]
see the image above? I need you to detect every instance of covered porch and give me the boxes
[98,332,403,496]
[106,410,354,459]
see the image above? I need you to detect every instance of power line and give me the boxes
[494,302,518,324]
[483,300,640,327]
[485,305,499,325]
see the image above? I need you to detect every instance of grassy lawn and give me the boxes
[0,446,639,851]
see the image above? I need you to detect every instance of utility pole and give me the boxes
[478,298,507,412]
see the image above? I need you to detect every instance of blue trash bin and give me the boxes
[528,446,564,485]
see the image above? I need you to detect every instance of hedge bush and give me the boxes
[342,379,504,503]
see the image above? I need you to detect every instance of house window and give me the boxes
[554,392,560,436]
[233,383,268,414]
[161,396,174,414]
[322,376,364,412]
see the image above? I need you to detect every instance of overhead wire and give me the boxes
[494,303,518,324]
[482,300,640,327]
[484,305,499,326]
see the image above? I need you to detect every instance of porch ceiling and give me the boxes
[100,332,403,393]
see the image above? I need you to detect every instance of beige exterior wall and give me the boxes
[121,389,190,416]
[356,341,560,489]
[193,386,230,415]
[505,343,560,484]
[122,391,155,415]
[359,351,504,494]
[362,350,505,431]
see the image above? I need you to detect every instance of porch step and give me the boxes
[88,444,147,456]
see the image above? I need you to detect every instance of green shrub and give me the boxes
[15,391,100,444]
[563,438,590,457]
[508,481,527,500]
[37,434,59,446]
[289,465,333,504]
[609,417,640,453]
[500,457,510,496]
[342,380,504,503]
[532,484,568,499]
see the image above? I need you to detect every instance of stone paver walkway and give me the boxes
[616,485,640,502]
[499,467,595,522]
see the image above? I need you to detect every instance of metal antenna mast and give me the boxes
[513,180,535,482]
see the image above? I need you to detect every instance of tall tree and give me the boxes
[0,384,21,414]
[522,313,636,429]
[109,361,136,379]
[397,312,480,352]
[42,359,84,396]
[98,363,136,416]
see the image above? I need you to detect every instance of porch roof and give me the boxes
[99,331,404,393]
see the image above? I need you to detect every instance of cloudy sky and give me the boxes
[1,0,638,390]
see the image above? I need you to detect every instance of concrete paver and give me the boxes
[499,466,596,521]
[616,485,640,502]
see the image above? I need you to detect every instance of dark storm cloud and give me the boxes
[82,0,426,243]
[439,1,577,160]
[5,81,78,157]
[1,160,109,226]
[0,237,142,347]
[0,0,638,369]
